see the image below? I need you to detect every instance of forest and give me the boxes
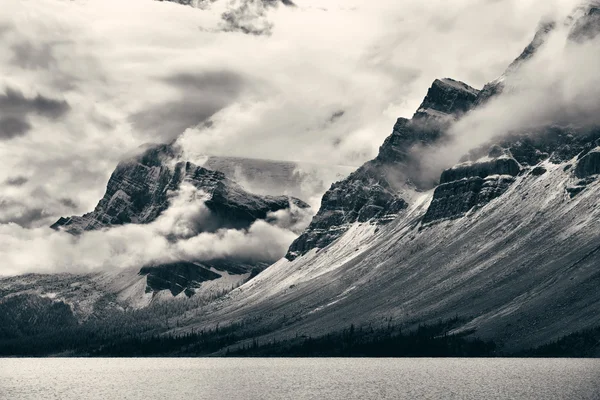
[1,294,599,357]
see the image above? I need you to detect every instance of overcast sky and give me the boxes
[0,0,584,275]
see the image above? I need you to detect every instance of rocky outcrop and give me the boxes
[439,157,521,184]
[140,259,272,297]
[285,163,408,259]
[462,125,600,168]
[422,152,521,224]
[413,78,479,120]
[575,147,600,178]
[422,175,516,224]
[139,262,221,297]
[52,144,309,234]
[286,78,480,260]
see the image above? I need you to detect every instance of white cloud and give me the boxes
[0,0,583,274]
[418,8,600,178]
[0,183,312,276]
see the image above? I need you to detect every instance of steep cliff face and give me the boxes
[52,145,309,234]
[575,147,600,178]
[285,78,480,260]
[422,153,521,224]
[413,78,479,120]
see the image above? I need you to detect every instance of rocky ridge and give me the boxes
[286,78,481,260]
[52,144,308,235]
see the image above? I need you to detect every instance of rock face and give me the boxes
[575,148,600,178]
[422,155,521,224]
[139,262,222,297]
[285,165,408,259]
[52,144,309,234]
[413,78,479,120]
[286,79,480,260]
[463,125,600,168]
[139,260,268,297]
[439,157,521,184]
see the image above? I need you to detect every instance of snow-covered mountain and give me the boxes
[0,145,351,319]
[160,3,600,353]
[2,3,600,355]
[51,144,309,235]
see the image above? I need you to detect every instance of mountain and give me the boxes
[161,5,600,354]
[286,78,480,260]
[7,144,308,317]
[1,145,354,325]
[2,4,600,356]
[200,155,355,205]
[51,144,308,234]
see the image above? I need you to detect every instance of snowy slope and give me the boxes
[168,6,600,351]
[173,158,600,351]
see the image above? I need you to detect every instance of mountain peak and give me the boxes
[413,78,479,120]
[51,144,308,235]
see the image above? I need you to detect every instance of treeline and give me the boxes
[519,326,600,358]
[225,317,497,357]
[2,293,598,357]
[76,316,498,357]
[0,293,216,356]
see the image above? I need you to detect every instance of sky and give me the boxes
[0,0,585,275]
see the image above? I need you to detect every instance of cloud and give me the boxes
[10,41,58,70]
[130,71,246,142]
[415,7,600,180]
[0,86,69,118]
[0,86,69,139]
[0,117,31,139]
[5,176,28,186]
[0,183,312,276]
[0,0,584,274]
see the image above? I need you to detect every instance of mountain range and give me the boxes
[2,2,600,356]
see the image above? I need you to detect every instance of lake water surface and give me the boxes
[1,358,599,399]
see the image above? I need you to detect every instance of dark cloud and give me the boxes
[0,87,70,140]
[130,71,245,142]
[59,198,78,209]
[0,208,47,228]
[0,198,48,228]
[10,42,57,70]
[0,87,70,119]
[5,176,28,186]
[329,110,345,123]
[0,116,31,139]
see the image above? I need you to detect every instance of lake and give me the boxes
[1,358,599,399]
